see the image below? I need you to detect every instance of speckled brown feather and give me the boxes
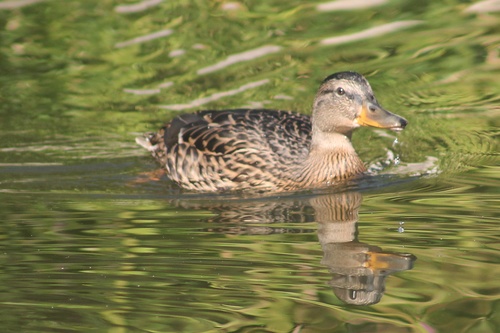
[144,109,313,191]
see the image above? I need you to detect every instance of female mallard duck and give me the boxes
[137,71,407,192]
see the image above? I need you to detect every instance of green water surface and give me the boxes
[0,1,498,332]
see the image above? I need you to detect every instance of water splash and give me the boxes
[398,221,405,233]
[392,137,399,147]
[393,137,401,165]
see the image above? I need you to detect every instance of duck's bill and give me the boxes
[355,103,408,131]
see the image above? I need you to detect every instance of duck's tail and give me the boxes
[135,134,157,152]
[135,129,167,166]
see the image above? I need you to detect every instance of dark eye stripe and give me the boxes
[320,89,334,95]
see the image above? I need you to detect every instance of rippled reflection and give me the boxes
[0,0,498,331]
[313,193,415,305]
[177,190,416,305]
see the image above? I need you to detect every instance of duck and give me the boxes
[136,71,407,192]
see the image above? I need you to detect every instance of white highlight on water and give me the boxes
[317,0,388,12]
[123,81,173,95]
[160,79,270,110]
[115,0,164,13]
[115,29,173,48]
[169,49,186,58]
[465,0,500,13]
[0,0,45,10]
[320,21,422,46]
[197,45,282,75]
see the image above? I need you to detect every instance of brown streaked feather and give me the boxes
[144,109,312,191]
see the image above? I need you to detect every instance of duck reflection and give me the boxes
[175,190,416,305]
[312,192,416,305]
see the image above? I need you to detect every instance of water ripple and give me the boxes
[197,45,282,75]
[0,0,45,10]
[465,0,500,13]
[317,0,388,12]
[114,29,174,48]
[115,0,164,14]
[320,20,423,46]
[159,79,270,111]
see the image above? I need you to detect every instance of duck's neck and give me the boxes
[295,129,366,187]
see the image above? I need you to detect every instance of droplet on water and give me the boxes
[392,138,400,165]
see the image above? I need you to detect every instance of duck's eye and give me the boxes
[336,87,345,96]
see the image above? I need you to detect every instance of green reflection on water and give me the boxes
[0,0,499,332]
[0,180,498,332]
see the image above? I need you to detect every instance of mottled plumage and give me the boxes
[137,72,408,192]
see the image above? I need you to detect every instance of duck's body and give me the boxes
[137,72,407,192]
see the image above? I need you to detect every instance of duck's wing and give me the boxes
[150,109,312,191]
[195,109,311,156]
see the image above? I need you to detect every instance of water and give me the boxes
[0,1,499,332]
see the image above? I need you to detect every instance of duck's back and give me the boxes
[146,109,312,191]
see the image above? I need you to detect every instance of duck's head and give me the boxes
[312,71,407,137]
